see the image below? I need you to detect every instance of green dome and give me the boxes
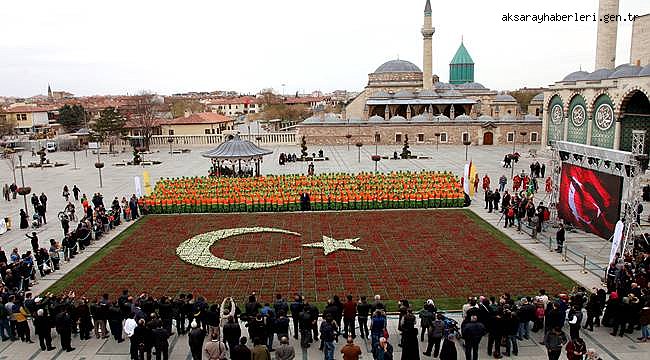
[450,42,474,65]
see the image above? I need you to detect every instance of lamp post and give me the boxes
[168,137,174,157]
[355,142,363,163]
[463,140,471,161]
[434,133,441,151]
[95,151,104,188]
[18,154,28,215]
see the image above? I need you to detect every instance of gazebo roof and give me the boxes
[202,134,273,160]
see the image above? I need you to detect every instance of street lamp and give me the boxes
[168,137,174,157]
[355,142,363,163]
[95,151,104,188]
[463,139,471,161]
[17,154,28,215]
[434,133,441,151]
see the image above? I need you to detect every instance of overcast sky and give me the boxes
[1,0,648,98]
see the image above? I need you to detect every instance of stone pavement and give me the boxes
[0,144,647,359]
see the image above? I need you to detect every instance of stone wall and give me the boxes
[297,122,542,146]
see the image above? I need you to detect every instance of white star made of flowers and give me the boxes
[302,235,363,255]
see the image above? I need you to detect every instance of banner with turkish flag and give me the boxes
[557,163,623,239]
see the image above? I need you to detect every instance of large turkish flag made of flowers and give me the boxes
[67,210,568,303]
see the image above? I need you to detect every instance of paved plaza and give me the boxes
[0,144,647,359]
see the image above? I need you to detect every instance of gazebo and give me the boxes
[202,134,273,177]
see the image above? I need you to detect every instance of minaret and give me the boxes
[421,0,435,89]
[595,0,619,69]
[47,84,52,99]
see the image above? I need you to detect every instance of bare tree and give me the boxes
[3,150,17,184]
[130,92,161,150]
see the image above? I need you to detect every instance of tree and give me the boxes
[3,149,17,184]
[0,116,16,137]
[130,92,160,151]
[58,104,86,131]
[401,134,411,159]
[93,107,126,153]
[300,136,308,159]
[170,100,205,118]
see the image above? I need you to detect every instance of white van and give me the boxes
[46,141,57,152]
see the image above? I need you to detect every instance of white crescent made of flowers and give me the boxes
[176,227,301,270]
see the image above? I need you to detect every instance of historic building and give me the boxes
[299,0,542,146]
[541,0,650,155]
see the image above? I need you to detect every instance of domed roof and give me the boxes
[368,115,385,123]
[457,82,486,90]
[434,81,453,89]
[349,117,364,123]
[478,115,494,121]
[500,114,516,121]
[586,68,613,81]
[495,94,517,102]
[302,115,321,124]
[609,64,642,79]
[322,113,342,123]
[394,90,414,98]
[450,42,474,65]
[374,59,421,73]
[531,93,544,102]
[202,135,273,160]
[440,89,462,97]
[411,113,430,122]
[389,115,407,122]
[640,64,650,77]
[369,91,391,99]
[436,115,451,122]
[562,71,589,82]
[417,89,438,98]
[455,114,471,121]
[524,114,540,120]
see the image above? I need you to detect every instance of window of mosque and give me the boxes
[395,133,402,143]
[168,129,174,135]
[530,132,539,142]
[462,132,470,143]
[417,134,425,142]
[440,132,448,143]
[507,132,514,142]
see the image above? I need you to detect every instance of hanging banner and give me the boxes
[610,220,624,264]
[143,171,152,196]
[135,176,143,198]
[0,219,7,235]
[463,163,470,194]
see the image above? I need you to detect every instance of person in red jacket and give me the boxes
[342,295,357,339]
[482,174,491,192]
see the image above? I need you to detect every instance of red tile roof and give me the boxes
[206,96,258,105]
[161,112,233,125]
[2,105,58,113]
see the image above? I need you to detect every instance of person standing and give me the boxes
[556,223,565,253]
[492,190,501,212]
[482,174,491,192]
[231,337,252,360]
[341,336,362,360]
[2,184,9,201]
[320,314,337,360]
[55,307,75,352]
[461,315,485,360]
[19,209,29,229]
[639,303,650,342]
[565,337,587,360]
[72,185,80,201]
[343,294,357,339]
[498,175,507,192]
[62,185,70,202]
[290,295,303,340]
[188,321,206,360]
[152,322,171,360]
[567,305,583,340]
[223,316,242,354]
[423,313,444,357]
[204,332,227,360]
[439,334,457,360]
[252,337,272,360]
[26,232,39,253]
[34,309,55,351]
[357,296,371,340]
[276,336,296,360]
[377,337,393,360]
[543,326,567,360]
[39,192,48,213]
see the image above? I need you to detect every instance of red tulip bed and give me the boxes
[48,209,574,308]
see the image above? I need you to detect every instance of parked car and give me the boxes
[46,141,57,152]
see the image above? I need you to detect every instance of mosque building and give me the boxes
[297,0,543,147]
[542,0,650,155]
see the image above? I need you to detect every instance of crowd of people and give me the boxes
[145,171,465,214]
[1,284,646,360]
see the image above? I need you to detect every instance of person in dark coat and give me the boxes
[461,315,486,360]
[223,315,242,355]
[152,323,171,360]
[76,299,93,340]
[400,326,419,360]
[55,307,75,352]
[231,336,252,360]
[19,209,29,229]
[33,309,55,351]
[133,319,153,360]
[438,334,457,360]
[188,321,206,360]
[492,190,501,212]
